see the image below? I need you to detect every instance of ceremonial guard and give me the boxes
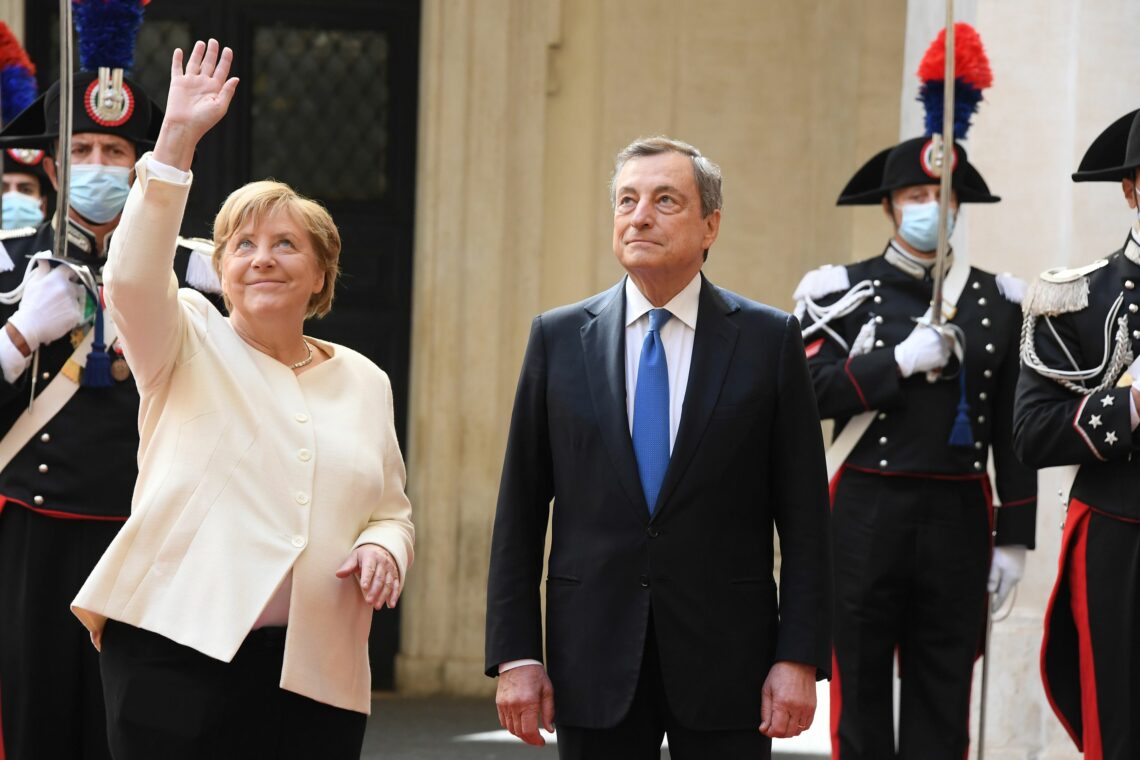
[0,5,220,758]
[1016,107,1140,760]
[794,25,1037,759]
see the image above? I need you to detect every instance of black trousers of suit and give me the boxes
[99,619,366,760]
[556,612,771,760]
[831,470,990,760]
[0,504,120,760]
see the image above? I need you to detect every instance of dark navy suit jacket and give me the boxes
[485,275,832,730]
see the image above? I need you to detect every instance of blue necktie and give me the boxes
[633,308,672,514]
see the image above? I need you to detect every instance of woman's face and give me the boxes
[221,208,325,323]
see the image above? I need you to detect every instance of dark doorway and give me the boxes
[24,0,420,690]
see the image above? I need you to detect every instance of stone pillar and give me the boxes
[396,0,559,697]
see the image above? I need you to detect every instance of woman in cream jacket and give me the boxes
[71,40,414,758]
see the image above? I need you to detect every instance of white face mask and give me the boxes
[68,164,131,224]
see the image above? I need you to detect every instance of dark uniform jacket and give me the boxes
[1014,232,1140,521]
[797,241,1037,547]
[0,220,218,519]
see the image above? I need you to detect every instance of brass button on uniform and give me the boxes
[37,464,47,473]
[39,433,50,443]
[33,495,43,506]
[983,369,993,379]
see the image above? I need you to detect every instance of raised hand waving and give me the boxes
[153,39,239,171]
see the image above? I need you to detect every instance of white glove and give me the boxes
[988,545,1027,612]
[893,324,951,377]
[7,262,85,353]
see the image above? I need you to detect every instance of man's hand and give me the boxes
[335,544,402,610]
[496,664,555,746]
[894,323,952,377]
[7,262,84,355]
[153,39,240,171]
[988,544,1027,612]
[759,661,816,739]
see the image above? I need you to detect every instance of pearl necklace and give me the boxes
[290,341,314,370]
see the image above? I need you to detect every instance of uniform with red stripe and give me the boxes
[796,131,1037,760]
[1016,233,1140,760]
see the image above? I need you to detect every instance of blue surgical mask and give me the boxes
[898,201,955,253]
[2,191,44,229]
[68,164,131,224]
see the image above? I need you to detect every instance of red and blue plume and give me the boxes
[72,0,151,73]
[917,22,992,140]
[0,22,37,126]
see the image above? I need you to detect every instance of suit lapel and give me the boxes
[652,276,740,520]
[580,280,651,519]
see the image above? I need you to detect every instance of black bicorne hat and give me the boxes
[0,71,161,152]
[1072,109,1140,183]
[2,146,50,194]
[836,136,1000,206]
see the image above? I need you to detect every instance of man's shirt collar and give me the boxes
[625,272,701,330]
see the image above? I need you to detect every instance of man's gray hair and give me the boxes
[610,136,723,217]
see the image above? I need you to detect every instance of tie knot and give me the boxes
[648,308,673,333]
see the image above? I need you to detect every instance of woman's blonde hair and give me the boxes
[212,180,341,318]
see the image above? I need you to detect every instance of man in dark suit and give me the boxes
[485,136,833,759]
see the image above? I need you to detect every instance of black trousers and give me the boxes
[556,615,771,760]
[830,470,990,760]
[0,504,121,760]
[99,619,366,760]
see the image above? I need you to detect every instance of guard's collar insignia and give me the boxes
[1127,228,1140,266]
[884,239,953,280]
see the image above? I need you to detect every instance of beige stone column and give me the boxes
[397,0,560,697]
[961,2,1140,758]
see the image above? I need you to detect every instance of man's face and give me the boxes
[883,184,960,227]
[612,152,720,280]
[2,172,43,201]
[44,132,137,191]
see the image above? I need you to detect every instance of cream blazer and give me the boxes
[72,157,415,714]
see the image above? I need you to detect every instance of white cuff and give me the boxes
[0,328,31,384]
[498,658,543,674]
[145,155,192,184]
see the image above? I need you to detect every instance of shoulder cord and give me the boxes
[1020,293,1131,395]
[799,279,877,352]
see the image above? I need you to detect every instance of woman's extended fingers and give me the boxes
[185,39,205,75]
[171,47,183,79]
[200,39,219,77]
[213,45,234,84]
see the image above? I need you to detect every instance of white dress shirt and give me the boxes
[499,272,702,674]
